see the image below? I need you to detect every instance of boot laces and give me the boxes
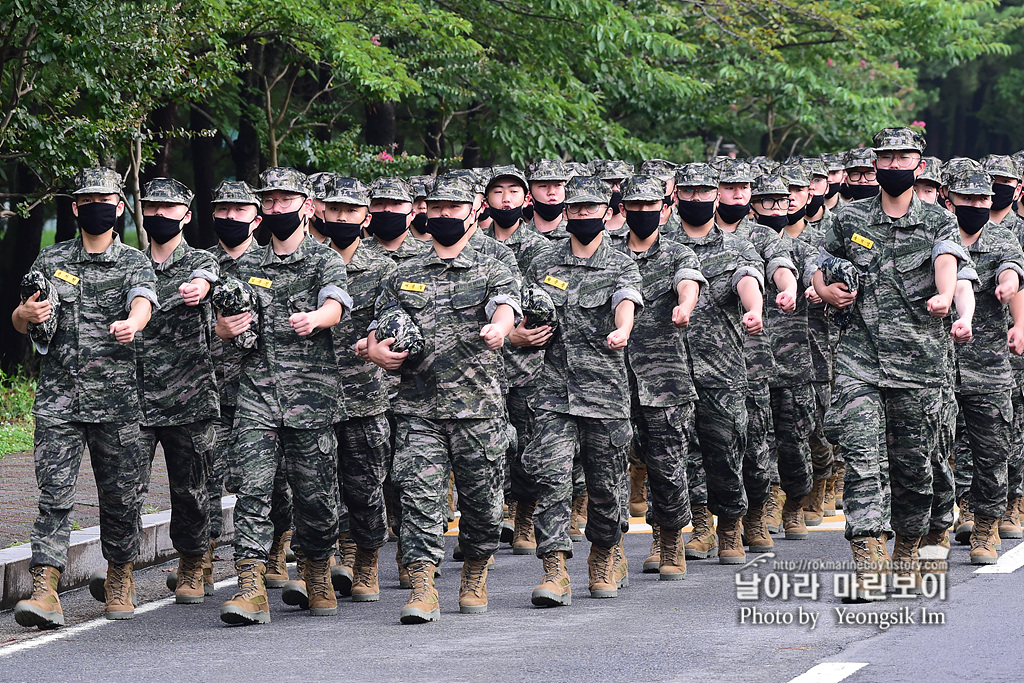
[591,546,612,583]
[462,559,487,595]
[541,554,563,582]
[661,529,679,563]
[353,552,377,589]
[30,566,50,596]
[307,559,333,599]
[235,561,262,598]
[180,555,204,589]
[407,562,432,600]
[649,525,661,554]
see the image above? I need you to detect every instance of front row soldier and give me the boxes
[368,173,521,623]
[13,168,158,628]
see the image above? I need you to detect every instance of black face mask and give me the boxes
[786,206,807,225]
[677,199,716,227]
[214,217,253,248]
[609,190,623,215]
[144,215,183,244]
[489,206,523,229]
[955,205,990,235]
[533,201,564,222]
[311,215,326,234]
[262,210,302,241]
[368,211,409,241]
[76,202,118,235]
[992,184,1016,211]
[876,168,916,197]
[477,207,491,223]
[322,221,363,249]
[839,183,880,200]
[755,213,789,231]
[426,216,468,247]
[411,212,428,233]
[625,210,661,240]
[522,204,535,221]
[566,217,605,244]
[806,195,825,216]
[716,202,750,225]
[826,182,841,199]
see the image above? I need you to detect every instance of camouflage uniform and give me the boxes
[522,176,644,556]
[639,159,681,240]
[375,175,522,566]
[231,167,352,564]
[1001,207,1024,502]
[27,168,159,571]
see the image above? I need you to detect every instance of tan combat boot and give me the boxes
[823,474,838,517]
[400,562,440,624]
[220,560,270,625]
[14,566,64,629]
[629,463,648,517]
[459,557,490,614]
[281,554,309,609]
[999,497,1023,539]
[104,562,136,620]
[501,501,516,545]
[891,534,922,594]
[919,528,951,576]
[305,557,337,616]
[833,463,845,510]
[569,495,587,542]
[717,516,746,565]
[203,541,216,595]
[970,514,1000,565]
[643,524,662,573]
[332,533,357,596]
[843,537,885,603]
[954,498,974,545]
[685,505,718,559]
[512,500,538,555]
[351,547,380,602]
[612,540,629,589]
[173,554,207,604]
[588,544,618,597]
[265,531,291,588]
[782,496,809,540]
[802,478,827,527]
[532,551,571,607]
[764,484,784,534]
[658,526,686,581]
[742,500,775,553]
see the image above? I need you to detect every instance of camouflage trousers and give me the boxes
[525,410,632,556]
[392,415,508,566]
[209,414,230,539]
[632,402,694,530]
[506,384,538,502]
[231,421,338,563]
[952,390,1012,519]
[809,381,836,478]
[30,420,144,571]
[927,386,957,534]
[335,412,391,550]
[742,380,774,511]
[686,424,707,507]
[826,377,937,539]
[220,408,293,539]
[1011,373,1024,500]
[769,383,815,500]
[383,409,402,540]
[139,421,213,557]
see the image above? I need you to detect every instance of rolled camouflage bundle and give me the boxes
[819,256,860,330]
[20,270,59,354]
[212,277,260,350]
[376,305,425,366]
[520,283,559,333]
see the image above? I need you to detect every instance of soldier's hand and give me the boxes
[289,311,318,337]
[354,336,370,360]
[804,285,822,305]
[820,282,856,309]
[368,336,408,370]
[775,291,797,313]
[672,305,690,328]
[215,311,251,340]
[480,324,506,350]
[18,291,52,324]
[509,321,552,348]
[742,311,763,335]
[995,281,1017,305]
[606,328,629,350]
[110,319,140,343]
[951,319,972,343]
[927,293,952,318]
[1010,326,1024,355]
[179,280,209,307]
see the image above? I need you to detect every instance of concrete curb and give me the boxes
[0,496,236,609]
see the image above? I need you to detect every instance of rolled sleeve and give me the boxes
[485,294,523,325]
[765,255,796,283]
[932,240,968,266]
[995,263,1024,292]
[190,268,219,285]
[674,267,707,293]
[612,287,643,313]
[731,267,764,294]
[318,285,354,320]
[957,266,981,292]
[126,286,159,313]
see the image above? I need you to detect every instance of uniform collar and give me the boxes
[70,234,125,264]
[559,235,612,268]
[147,240,188,271]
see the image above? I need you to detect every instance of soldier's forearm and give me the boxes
[772,267,798,297]
[11,306,29,335]
[314,299,343,330]
[127,297,152,331]
[1010,289,1024,329]
[489,304,515,337]
[614,299,635,334]
[676,280,699,317]
[738,277,763,316]
[934,253,957,300]
[954,279,975,325]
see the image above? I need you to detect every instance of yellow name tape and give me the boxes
[851,233,874,250]
[53,269,79,286]
[248,277,272,289]
[543,275,568,290]
[400,281,426,292]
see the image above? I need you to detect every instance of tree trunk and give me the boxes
[148,103,178,180]
[54,193,76,243]
[188,104,216,248]
[0,163,45,373]
[364,101,396,148]
[233,42,264,186]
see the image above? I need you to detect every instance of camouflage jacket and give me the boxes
[525,216,571,241]
[374,243,522,420]
[29,235,158,425]
[137,241,219,425]
[482,221,550,274]
[821,194,969,389]
[524,237,644,419]
[954,223,1024,395]
[335,242,396,418]
[470,229,522,285]
[614,236,705,407]
[675,226,764,390]
[793,214,833,383]
[766,232,817,388]
[997,211,1024,372]
[364,232,430,265]
[659,206,683,241]
[234,237,352,428]
[208,239,261,410]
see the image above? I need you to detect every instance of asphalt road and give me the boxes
[0,522,1020,683]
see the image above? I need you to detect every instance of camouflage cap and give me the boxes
[674,163,718,189]
[589,159,634,181]
[485,164,528,193]
[819,256,860,330]
[749,157,779,176]
[873,127,926,153]
[377,306,425,365]
[820,153,845,173]
[369,176,413,203]
[801,157,828,179]
[844,148,877,169]
[981,154,1019,181]
[942,157,982,187]
[426,172,476,203]
[712,158,754,184]
[527,158,570,183]
[212,278,260,350]
[20,270,58,354]
[917,157,943,186]
[72,167,123,196]
[565,162,589,179]
[1013,151,1024,176]
[444,168,486,195]
[141,177,194,206]
[640,159,678,182]
[948,169,994,197]
[564,175,612,205]
[323,176,371,207]
[407,174,435,199]
[619,174,665,203]
[307,172,341,200]
[471,167,492,194]
[257,167,313,197]
[521,283,559,334]
[751,174,791,198]
[211,180,260,207]
[778,163,810,187]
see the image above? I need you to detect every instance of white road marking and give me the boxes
[974,537,1024,574]
[786,662,868,683]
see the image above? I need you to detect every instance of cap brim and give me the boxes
[73,186,122,196]
[564,194,608,204]
[323,196,370,206]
